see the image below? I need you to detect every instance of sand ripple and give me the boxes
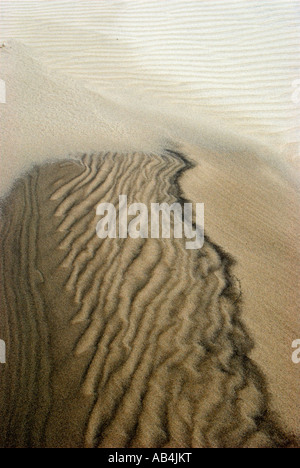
[0,150,291,448]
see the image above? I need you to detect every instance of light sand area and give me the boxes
[1,0,299,162]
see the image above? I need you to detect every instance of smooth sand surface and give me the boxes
[1,0,299,161]
[0,1,299,448]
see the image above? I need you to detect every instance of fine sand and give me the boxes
[1,0,299,162]
[0,1,299,448]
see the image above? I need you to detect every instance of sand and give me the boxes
[0,1,299,448]
[1,0,299,161]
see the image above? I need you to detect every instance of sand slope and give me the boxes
[0,2,299,448]
[0,151,293,448]
[1,0,299,160]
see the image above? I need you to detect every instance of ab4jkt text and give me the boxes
[108,452,192,465]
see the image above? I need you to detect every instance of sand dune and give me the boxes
[1,0,299,160]
[0,1,299,449]
[0,151,293,448]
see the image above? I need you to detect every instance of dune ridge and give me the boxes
[0,150,292,448]
[0,3,299,449]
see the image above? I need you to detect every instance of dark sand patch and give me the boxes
[0,151,292,448]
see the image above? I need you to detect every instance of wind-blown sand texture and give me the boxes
[0,151,293,448]
[0,0,299,449]
[1,0,299,162]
